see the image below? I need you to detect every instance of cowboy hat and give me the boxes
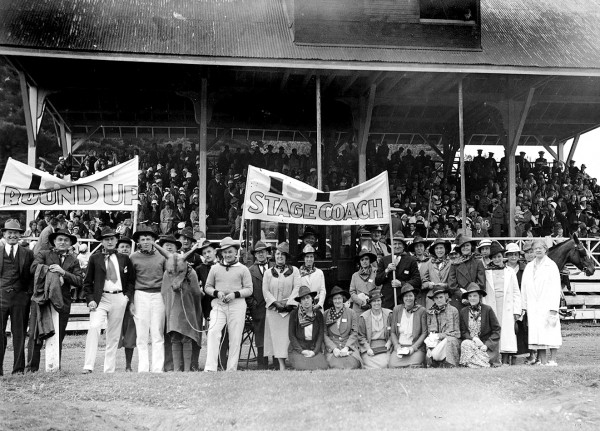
[48,229,78,247]
[117,236,133,247]
[431,285,450,297]
[197,239,219,253]
[355,248,377,264]
[476,239,492,250]
[399,283,419,298]
[157,234,182,250]
[1,219,24,233]
[369,289,383,301]
[408,236,430,253]
[428,238,451,255]
[132,226,159,242]
[455,234,478,249]
[99,226,120,239]
[327,285,350,300]
[294,285,318,303]
[298,244,317,260]
[219,237,241,251]
[299,227,319,240]
[488,241,505,257]
[504,243,522,255]
[177,227,196,243]
[251,241,271,255]
[461,282,487,300]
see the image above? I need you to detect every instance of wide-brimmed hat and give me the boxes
[431,285,450,297]
[294,285,318,302]
[132,226,159,242]
[476,239,492,250]
[408,236,430,253]
[392,234,408,248]
[328,285,350,300]
[251,241,271,255]
[177,227,196,243]
[399,283,419,298]
[158,234,182,250]
[48,229,78,246]
[428,238,451,255]
[117,236,133,247]
[274,242,291,258]
[219,236,241,251]
[505,243,522,255]
[369,225,383,233]
[369,290,383,301]
[300,227,319,240]
[455,234,478,249]
[489,241,505,257]
[197,239,219,253]
[355,248,377,264]
[1,219,24,233]
[462,282,487,300]
[298,244,317,260]
[521,241,533,252]
[99,226,119,239]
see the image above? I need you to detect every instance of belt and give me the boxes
[103,290,123,294]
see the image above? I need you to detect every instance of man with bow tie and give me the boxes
[82,227,135,373]
[247,241,272,369]
[0,220,34,375]
[27,229,83,372]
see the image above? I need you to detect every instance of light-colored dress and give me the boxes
[349,269,377,315]
[483,266,521,353]
[459,313,491,368]
[262,266,301,358]
[357,308,392,369]
[298,268,326,309]
[323,307,362,369]
[521,256,562,349]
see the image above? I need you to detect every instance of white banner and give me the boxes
[0,157,139,211]
[242,165,390,225]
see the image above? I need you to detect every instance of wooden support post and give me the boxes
[358,84,377,184]
[458,80,467,229]
[198,78,208,235]
[557,140,565,164]
[566,133,581,165]
[18,71,37,225]
[316,76,323,190]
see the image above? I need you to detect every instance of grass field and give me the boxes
[2,323,600,431]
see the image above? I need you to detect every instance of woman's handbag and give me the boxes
[430,338,448,362]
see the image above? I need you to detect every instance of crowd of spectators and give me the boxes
[27,139,600,244]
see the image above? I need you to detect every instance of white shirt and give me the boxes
[5,244,16,258]
[104,253,123,292]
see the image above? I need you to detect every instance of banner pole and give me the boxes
[389,214,398,307]
[237,212,245,259]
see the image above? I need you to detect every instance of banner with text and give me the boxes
[242,166,390,225]
[0,157,139,211]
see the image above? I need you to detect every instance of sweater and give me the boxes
[130,252,166,292]
[204,262,252,298]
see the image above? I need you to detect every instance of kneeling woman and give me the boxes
[324,286,362,369]
[426,286,461,367]
[357,290,392,369]
[459,283,501,368]
[389,283,428,368]
[288,286,329,370]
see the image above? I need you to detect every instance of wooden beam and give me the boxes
[422,134,444,159]
[381,73,406,93]
[566,133,581,165]
[557,140,565,163]
[302,70,315,89]
[542,144,558,161]
[358,84,377,183]
[17,70,36,226]
[341,73,360,94]
[198,78,208,235]
[321,73,337,92]
[459,80,467,230]
[316,76,322,190]
[279,70,290,91]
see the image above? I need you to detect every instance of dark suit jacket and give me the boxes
[247,262,271,314]
[375,254,421,309]
[31,250,84,311]
[0,244,34,296]
[459,304,500,350]
[288,308,325,354]
[448,256,485,310]
[83,252,135,305]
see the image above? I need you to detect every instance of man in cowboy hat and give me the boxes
[82,227,135,374]
[129,226,166,373]
[375,234,421,309]
[204,237,253,371]
[366,225,390,261]
[27,229,83,372]
[247,241,272,369]
[177,227,202,268]
[0,220,34,375]
[299,226,320,251]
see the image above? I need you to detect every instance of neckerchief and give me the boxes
[298,306,316,328]
[415,255,430,263]
[469,303,482,321]
[453,253,473,265]
[102,248,118,257]
[139,248,155,255]
[430,256,449,271]
[220,259,238,271]
[487,262,505,270]
[405,303,420,314]
[52,248,70,257]
[300,265,316,277]
[429,303,447,315]
[271,264,293,278]
[358,266,372,282]
[325,306,345,326]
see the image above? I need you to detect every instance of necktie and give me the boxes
[106,255,118,283]
[10,245,15,259]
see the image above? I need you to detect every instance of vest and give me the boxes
[1,251,22,291]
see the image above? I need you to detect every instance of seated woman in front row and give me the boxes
[459,283,501,368]
[357,289,392,369]
[324,286,362,369]
[288,286,329,371]
[426,286,461,368]
[389,283,428,368]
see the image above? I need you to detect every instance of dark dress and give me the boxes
[510,262,529,355]
[448,255,486,311]
[288,308,328,370]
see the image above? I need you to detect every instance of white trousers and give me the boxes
[133,291,165,373]
[83,292,128,372]
[205,298,246,372]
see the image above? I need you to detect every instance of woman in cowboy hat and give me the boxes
[262,242,300,370]
[357,289,392,369]
[459,283,501,368]
[349,249,378,315]
[421,238,452,310]
[425,285,461,368]
[448,234,486,311]
[323,286,361,369]
[296,244,326,310]
[288,286,328,371]
[389,283,428,368]
[482,242,521,365]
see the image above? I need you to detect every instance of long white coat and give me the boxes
[521,256,562,348]
[483,267,521,353]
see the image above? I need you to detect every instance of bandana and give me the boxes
[358,266,372,282]
[430,256,449,271]
[405,303,421,314]
[453,253,473,265]
[272,264,293,278]
[139,248,155,255]
[487,262,505,270]
[300,265,316,278]
[220,259,238,271]
[429,303,447,315]
[52,248,70,257]
[298,305,316,328]
[325,306,345,326]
